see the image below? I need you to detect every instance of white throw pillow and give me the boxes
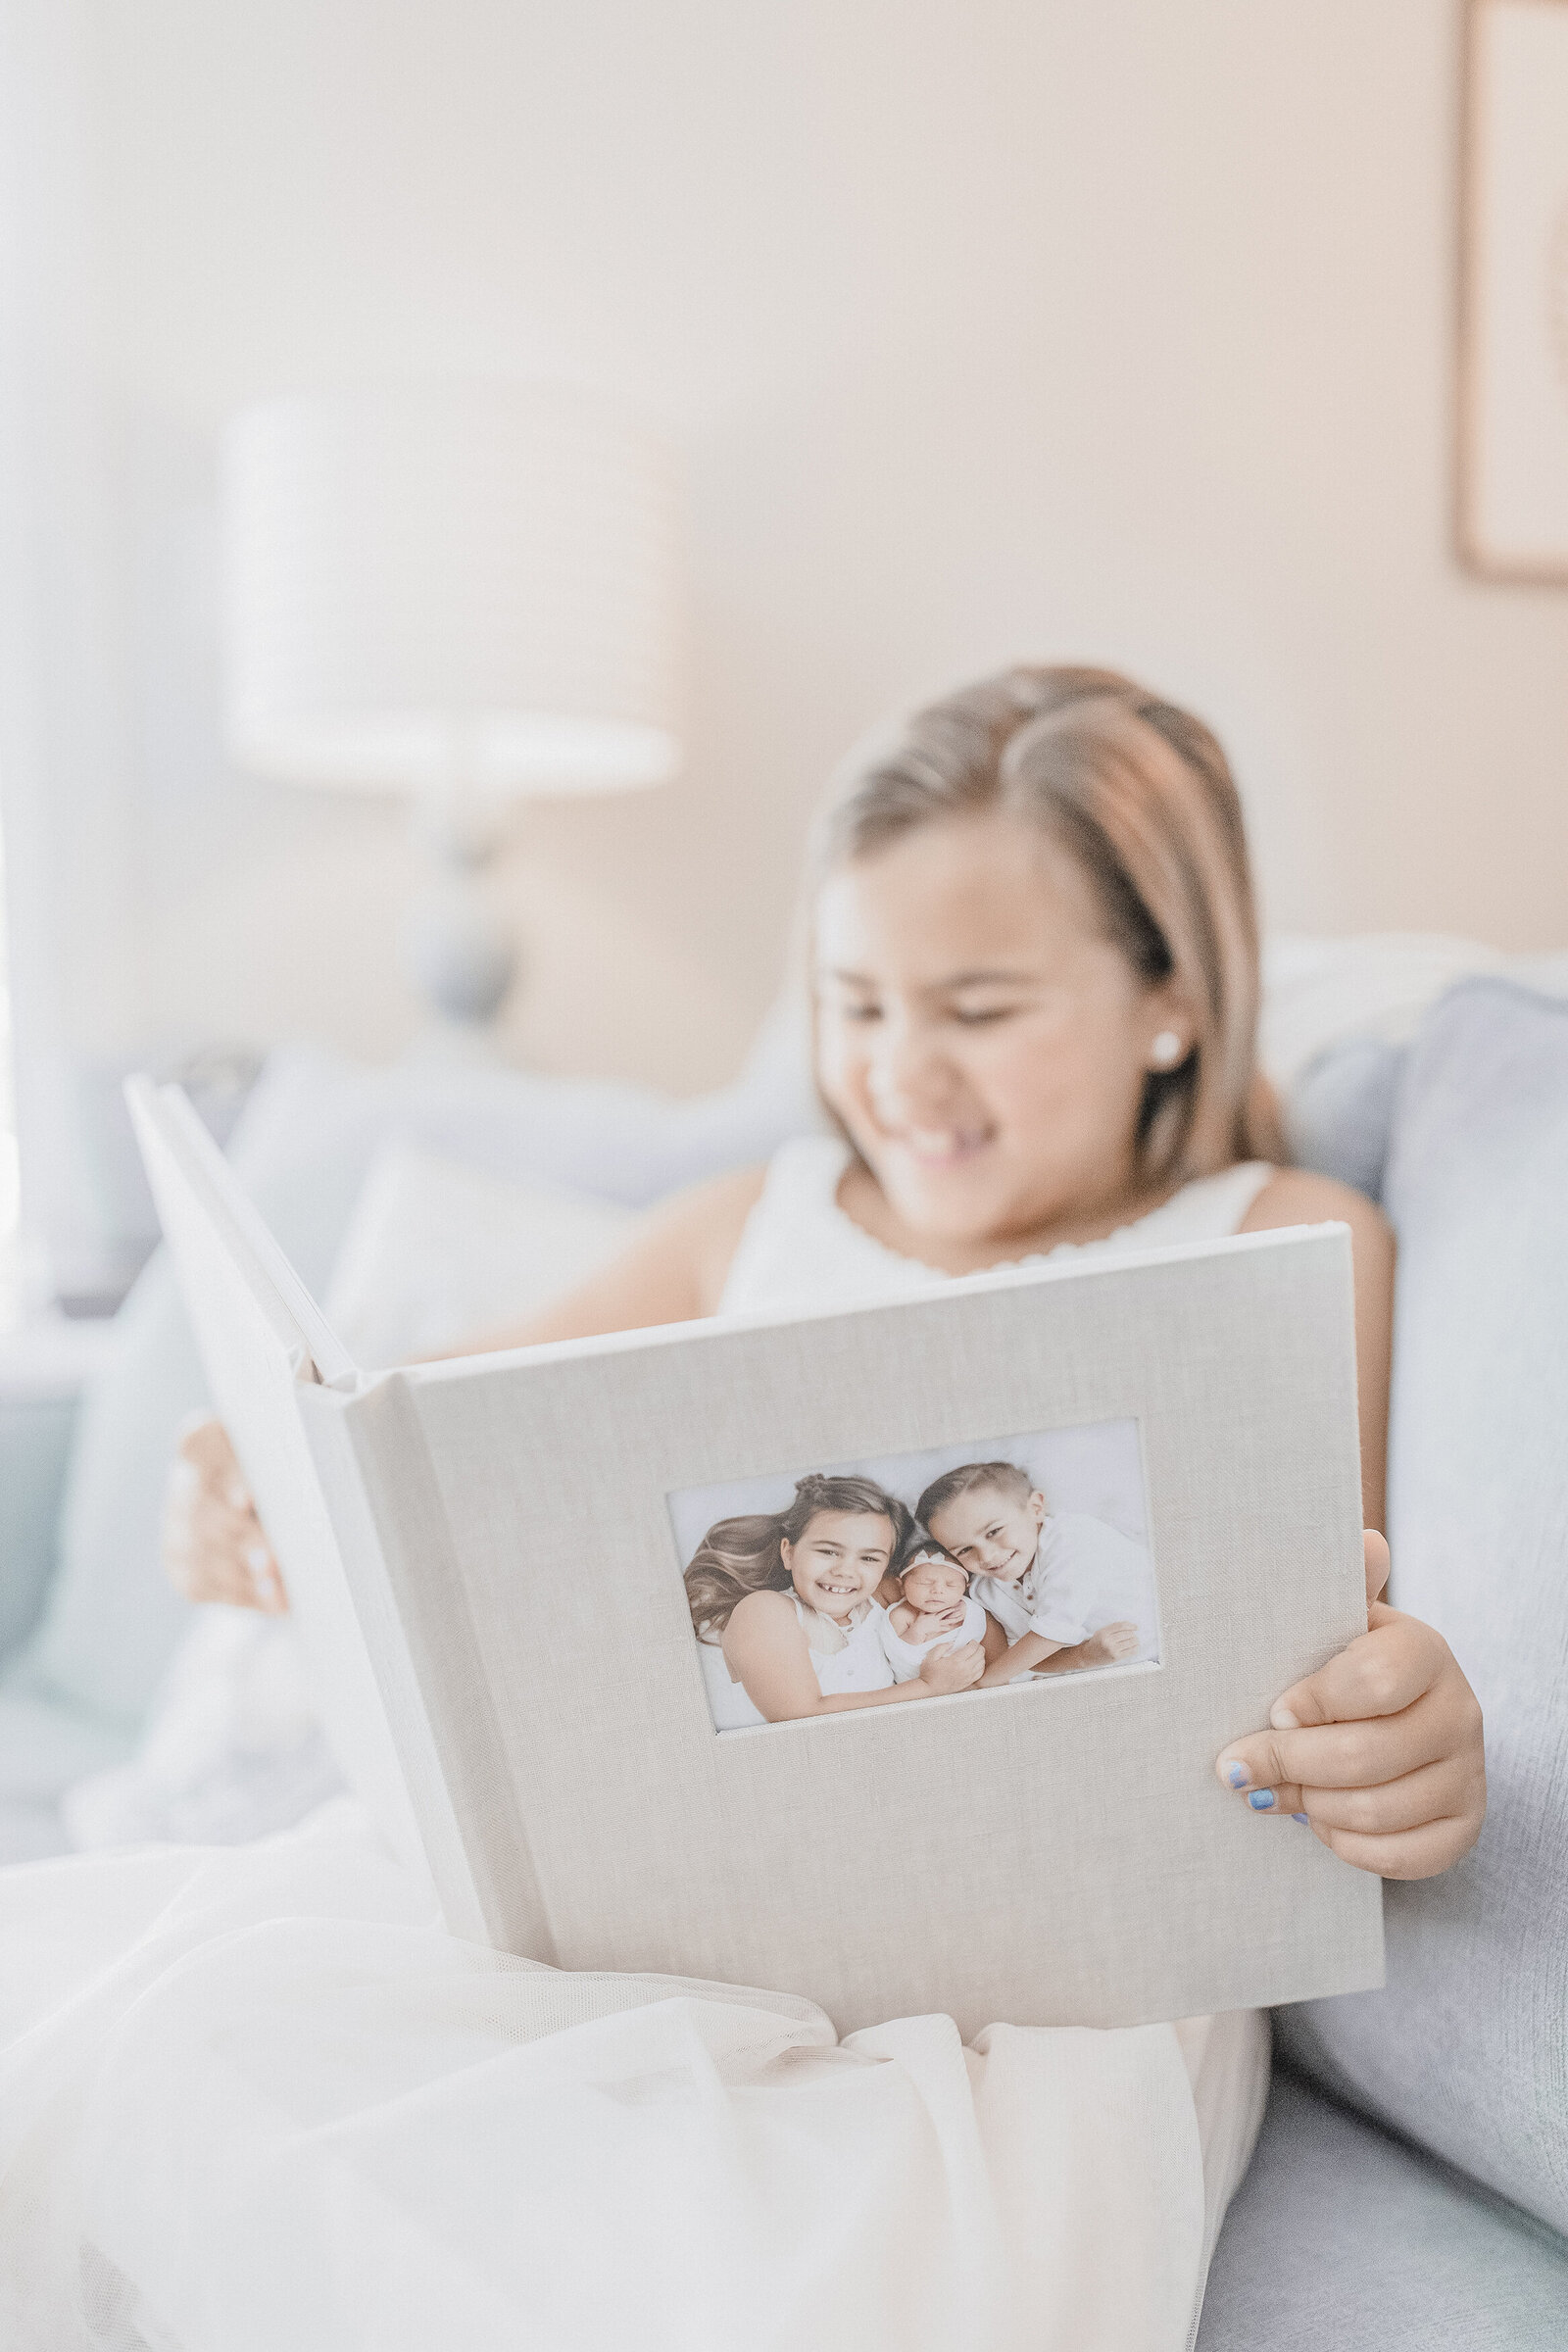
[8,1040,805,1745]
[64,1145,638,1849]
[322,1140,637,1366]
[1259,932,1568,1091]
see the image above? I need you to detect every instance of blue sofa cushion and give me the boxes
[1283,1034,1405,1201]
[0,1394,78,1661]
[1276,980,1568,2236]
[1198,2064,1568,2350]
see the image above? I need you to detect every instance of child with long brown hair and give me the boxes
[684,1474,983,1727]
[127,663,1486,2351]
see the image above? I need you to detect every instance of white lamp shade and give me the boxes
[220,384,684,798]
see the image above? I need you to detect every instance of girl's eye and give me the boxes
[840,1002,883,1024]
[950,1004,1015,1027]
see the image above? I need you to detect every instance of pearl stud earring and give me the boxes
[1150,1030,1185,1070]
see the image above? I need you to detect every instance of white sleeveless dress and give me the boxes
[700,1594,896,1729]
[720,1135,1276,1317]
[0,1141,1275,2352]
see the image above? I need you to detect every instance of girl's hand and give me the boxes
[918,1640,985,1695]
[1215,1533,1485,1880]
[162,1416,289,1613]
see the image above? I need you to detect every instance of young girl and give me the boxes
[878,1541,993,1682]
[13,664,1488,2352]
[684,1476,984,1726]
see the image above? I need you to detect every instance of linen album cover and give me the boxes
[132,1078,1385,2037]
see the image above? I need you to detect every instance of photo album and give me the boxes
[128,1077,1384,2039]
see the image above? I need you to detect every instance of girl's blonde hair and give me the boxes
[816,664,1283,1183]
[684,1473,911,1642]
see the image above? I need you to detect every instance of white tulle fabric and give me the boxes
[0,1145,1276,2351]
[0,1805,1264,2352]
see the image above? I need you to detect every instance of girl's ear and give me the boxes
[1029,1492,1047,1524]
[1143,978,1199,1071]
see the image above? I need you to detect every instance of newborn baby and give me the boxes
[880,1544,990,1684]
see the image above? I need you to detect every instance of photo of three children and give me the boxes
[674,1423,1160,1733]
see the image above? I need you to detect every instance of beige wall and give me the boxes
[24,1,1568,1101]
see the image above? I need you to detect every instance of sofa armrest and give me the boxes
[0,1320,119,1667]
[0,1394,78,1662]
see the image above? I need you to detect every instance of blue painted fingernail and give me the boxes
[1293,1812,1310,1825]
[1224,1761,1249,1789]
[1247,1789,1276,1811]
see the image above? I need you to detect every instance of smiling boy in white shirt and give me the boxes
[917,1459,1155,1684]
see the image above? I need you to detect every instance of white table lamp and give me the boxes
[220,383,684,1034]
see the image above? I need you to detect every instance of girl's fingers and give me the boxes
[1268,1604,1446,1736]
[1362,1528,1391,1609]
[1218,1684,1451,1800]
[175,1413,235,1473]
[1307,1814,1482,1883]
[1298,1755,1473,1837]
[1213,1548,1486,1880]
[1216,1613,1465,1795]
[168,1545,253,1606]
[191,1492,257,1537]
[165,1413,290,1613]
[248,1548,289,1612]
[1235,1755,1471,1837]
[1225,1784,1306,1817]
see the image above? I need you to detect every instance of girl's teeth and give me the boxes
[906,1129,985,1157]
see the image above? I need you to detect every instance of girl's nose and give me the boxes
[866,1017,954,1124]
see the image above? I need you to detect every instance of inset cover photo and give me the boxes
[669,1418,1158,1733]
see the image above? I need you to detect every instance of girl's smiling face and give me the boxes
[780,1510,897,1621]
[813,811,1189,1246]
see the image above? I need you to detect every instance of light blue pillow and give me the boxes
[1284,1035,1404,1203]
[1276,979,1568,2236]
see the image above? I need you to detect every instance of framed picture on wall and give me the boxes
[1458,0,1568,581]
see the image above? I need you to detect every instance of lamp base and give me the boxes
[401,792,520,1040]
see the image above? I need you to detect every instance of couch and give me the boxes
[2,937,1566,2343]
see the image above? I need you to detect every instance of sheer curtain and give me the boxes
[0,0,158,1312]
[0,824,17,1321]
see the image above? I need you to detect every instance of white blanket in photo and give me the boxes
[0,1801,1266,2352]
